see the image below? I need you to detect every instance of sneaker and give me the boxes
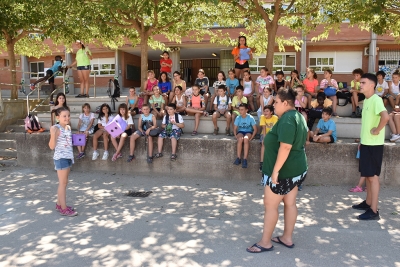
[147,156,153,163]
[77,152,84,159]
[92,150,99,160]
[60,207,78,217]
[102,151,109,160]
[390,134,400,142]
[349,186,363,192]
[356,106,361,117]
[352,200,370,210]
[351,112,357,118]
[357,208,380,220]
[56,203,74,212]
[242,159,248,168]
[75,94,83,98]
[80,152,85,159]
[29,83,35,90]
[250,111,258,116]
[233,157,241,165]
[127,155,135,162]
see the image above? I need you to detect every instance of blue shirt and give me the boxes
[49,61,62,73]
[226,78,239,95]
[317,118,337,142]
[234,114,256,133]
[158,81,171,93]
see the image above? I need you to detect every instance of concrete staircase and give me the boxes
[0,132,17,166]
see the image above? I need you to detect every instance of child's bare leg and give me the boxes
[212,112,219,129]
[357,176,366,188]
[148,136,153,157]
[388,113,397,134]
[330,96,338,114]
[157,137,164,153]
[204,94,209,110]
[315,136,331,143]
[236,133,244,158]
[353,92,359,108]
[116,133,127,154]
[388,95,395,109]
[171,137,177,154]
[129,133,140,155]
[92,130,103,150]
[225,112,232,130]
[57,168,70,210]
[302,111,308,122]
[395,96,400,105]
[243,133,251,159]
[169,91,175,103]
[103,132,109,151]
[111,137,119,151]
[248,95,255,111]
[232,113,237,132]
[210,94,216,110]
[307,94,312,109]
[194,113,201,131]
[256,92,260,108]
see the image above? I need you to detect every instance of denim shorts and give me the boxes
[159,129,182,140]
[77,65,91,71]
[54,158,73,170]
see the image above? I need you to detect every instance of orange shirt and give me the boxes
[191,95,202,108]
[231,46,251,65]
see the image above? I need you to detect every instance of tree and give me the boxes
[220,0,349,71]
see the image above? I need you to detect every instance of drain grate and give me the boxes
[125,191,153,198]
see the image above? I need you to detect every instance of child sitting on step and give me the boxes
[307,107,337,144]
[231,85,248,135]
[76,103,95,159]
[155,103,185,161]
[212,85,232,135]
[186,85,208,136]
[259,105,278,172]
[92,103,114,161]
[111,103,134,161]
[126,87,139,116]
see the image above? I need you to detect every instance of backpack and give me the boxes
[336,90,352,106]
[112,79,121,98]
[165,113,181,135]
[24,114,42,132]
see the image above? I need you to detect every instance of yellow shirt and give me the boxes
[260,114,278,135]
[232,96,248,108]
[351,80,361,91]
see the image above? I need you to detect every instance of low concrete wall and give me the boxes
[0,99,27,132]
[15,133,400,186]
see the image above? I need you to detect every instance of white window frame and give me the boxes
[309,51,363,74]
[90,58,116,76]
[309,56,334,72]
[248,52,296,74]
[4,59,20,67]
[30,62,45,78]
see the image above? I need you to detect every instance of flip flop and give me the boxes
[246,243,274,253]
[272,237,295,248]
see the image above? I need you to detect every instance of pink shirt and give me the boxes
[303,79,318,93]
[320,79,338,89]
[146,79,158,92]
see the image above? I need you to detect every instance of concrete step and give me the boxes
[0,158,17,167]
[6,124,25,133]
[0,139,16,149]
[0,132,17,140]
[0,148,17,157]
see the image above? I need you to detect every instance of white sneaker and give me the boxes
[92,150,99,160]
[390,134,400,142]
[102,151,109,160]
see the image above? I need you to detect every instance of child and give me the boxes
[171,71,186,102]
[349,143,367,192]
[51,93,69,125]
[307,107,337,144]
[231,85,248,134]
[194,69,210,110]
[257,87,274,118]
[186,85,208,136]
[303,68,318,109]
[375,70,390,104]
[171,86,187,115]
[158,71,172,104]
[388,71,400,109]
[212,85,232,135]
[111,103,134,161]
[126,87,139,116]
[49,107,77,216]
[287,69,302,89]
[226,68,240,97]
[30,55,64,105]
[92,103,114,160]
[156,103,185,161]
[319,69,339,116]
[210,71,226,111]
[231,35,253,79]
[259,105,278,172]
[294,85,308,122]
[255,68,274,108]
[274,70,286,94]
[76,103,95,159]
[307,92,332,130]
[160,51,173,79]
[142,70,158,104]
[128,104,157,163]
[149,85,165,119]
[233,104,257,168]
[388,105,400,142]
[350,68,365,118]
[241,70,255,112]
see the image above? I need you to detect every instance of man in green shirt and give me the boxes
[352,73,389,220]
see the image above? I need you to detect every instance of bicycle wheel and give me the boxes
[108,79,114,98]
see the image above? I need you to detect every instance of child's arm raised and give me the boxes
[48,125,59,150]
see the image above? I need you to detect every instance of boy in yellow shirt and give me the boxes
[259,105,278,172]
[350,68,365,118]
[231,85,248,135]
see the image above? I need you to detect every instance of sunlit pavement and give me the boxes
[0,167,399,267]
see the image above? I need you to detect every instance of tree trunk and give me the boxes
[265,24,279,72]
[140,33,149,90]
[6,41,18,99]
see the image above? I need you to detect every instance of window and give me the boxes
[30,62,45,78]
[249,52,296,72]
[90,58,115,76]
[4,59,20,67]
[309,52,362,73]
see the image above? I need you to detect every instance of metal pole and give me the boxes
[368,31,377,73]
[63,70,66,95]
[93,72,96,98]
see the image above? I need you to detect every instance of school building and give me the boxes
[0,23,399,93]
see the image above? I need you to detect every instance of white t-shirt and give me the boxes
[213,95,232,111]
[375,80,389,96]
[98,115,114,126]
[162,114,184,130]
[121,114,134,127]
[390,82,400,95]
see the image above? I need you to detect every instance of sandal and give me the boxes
[147,156,153,163]
[203,111,209,117]
[155,153,163,158]
[191,131,198,136]
[225,128,230,136]
[127,155,135,162]
[213,127,219,135]
[171,154,177,161]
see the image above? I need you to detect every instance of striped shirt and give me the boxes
[53,124,74,162]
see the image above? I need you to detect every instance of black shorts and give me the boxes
[309,133,334,143]
[129,107,139,114]
[359,144,383,177]
[46,69,55,83]
[235,61,249,69]
[357,92,365,101]
[150,107,161,112]
[124,128,133,137]
[77,65,91,71]
[200,89,209,96]
[261,171,307,195]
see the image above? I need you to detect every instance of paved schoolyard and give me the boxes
[0,166,399,267]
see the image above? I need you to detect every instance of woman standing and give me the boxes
[231,36,253,79]
[68,40,93,98]
[246,87,308,253]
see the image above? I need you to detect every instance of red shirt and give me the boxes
[160,59,172,73]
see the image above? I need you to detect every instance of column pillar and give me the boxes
[115,49,123,88]
[368,32,377,73]
[65,51,75,94]
[20,55,30,86]
[170,47,181,74]
[300,29,307,74]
